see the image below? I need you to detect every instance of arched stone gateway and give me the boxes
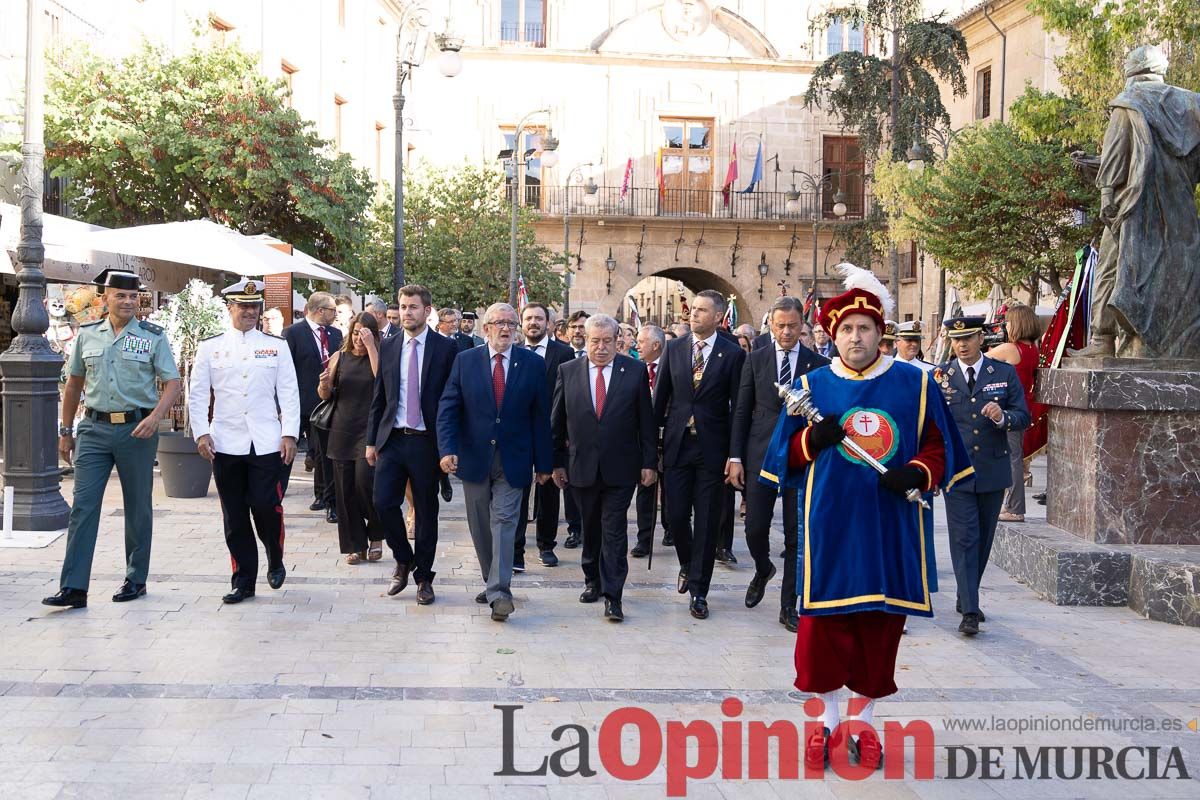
[614,269,746,328]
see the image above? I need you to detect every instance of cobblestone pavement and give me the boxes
[1,460,1198,799]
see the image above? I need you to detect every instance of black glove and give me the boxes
[807,416,846,454]
[880,464,927,495]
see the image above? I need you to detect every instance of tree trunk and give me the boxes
[889,18,902,317]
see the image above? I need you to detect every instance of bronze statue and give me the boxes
[1070,45,1200,360]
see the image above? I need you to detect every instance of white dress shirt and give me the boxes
[955,353,985,380]
[691,331,717,378]
[393,327,429,430]
[587,361,613,413]
[525,336,549,360]
[776,344,796,381]
[189,327,300,455]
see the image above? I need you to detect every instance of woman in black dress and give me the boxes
[317,312,384,563]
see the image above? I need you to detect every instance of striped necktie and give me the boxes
[692,340,706,389]
[779,348,792,386]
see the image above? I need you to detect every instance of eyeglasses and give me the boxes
[318,305,336,312]
[489,320,518,328]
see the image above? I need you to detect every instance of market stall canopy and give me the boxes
[0,202,215,293]
[248,234,361,285]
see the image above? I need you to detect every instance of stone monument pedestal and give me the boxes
[990,358,1200,626]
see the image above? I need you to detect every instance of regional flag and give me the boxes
[740,142,763,194]
[721,141,738,207]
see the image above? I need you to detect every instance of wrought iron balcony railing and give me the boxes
[531,185,872,222]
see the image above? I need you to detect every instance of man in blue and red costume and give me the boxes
[760,264,973,772]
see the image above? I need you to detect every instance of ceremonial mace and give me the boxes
[775,383,931,510]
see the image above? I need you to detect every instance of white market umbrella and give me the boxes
[85,219,313,279]
[249,234,361,285]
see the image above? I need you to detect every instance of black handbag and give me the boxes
[309,353,342,432]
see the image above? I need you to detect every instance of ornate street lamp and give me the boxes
[507,108,558,306]
[757,252,770,299]
[562,162,592,319]
[605,247,617,294]
[394,6,462,294]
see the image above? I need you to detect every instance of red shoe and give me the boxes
[804,726,831,771]
[849,727,883,770]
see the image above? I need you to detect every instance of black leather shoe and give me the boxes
[325,508,338,524]
[630,545,649,558]
[604,598,624,622]
[440,476,453,503]
[779,607,798,633]
[513,559,525,574]
[959,612,980,636]
[676,570,689,594]
[416,581,435,605]
[539,549,558,567]
[475,591,488,604]
[579,585,601,603]
[491,597,514,621]
[112,581,146,602]
[715,548,737,564]
[1034,491,1047,505]
[388,562,410,596]
[222,587,255,604]
[309,499,325,511]
[745,563,777,608]
[689,596,709,620]
[954,600,984,622]
[42,588,87,608]
[662,533,674,547]
[564,532,581,549]
[267,566,286,590]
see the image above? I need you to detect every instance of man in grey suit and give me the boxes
[938,316,1030,637]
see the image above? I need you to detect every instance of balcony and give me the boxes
[534,185,872,222]
[500,22,546,47]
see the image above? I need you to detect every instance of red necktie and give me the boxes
[647,362,657,391]
[594,365,606,417]
[492,353,506,409]
[318,326,330,367]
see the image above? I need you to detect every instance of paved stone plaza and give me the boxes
[1,463,1198,799]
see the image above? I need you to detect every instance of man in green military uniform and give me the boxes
[42,270,181,609]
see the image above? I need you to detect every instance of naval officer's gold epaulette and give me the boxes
[138,319,164,335]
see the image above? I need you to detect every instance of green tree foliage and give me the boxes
[900,122,1099,301]
[358,164,563,309]
[804,0,969,159]
[1028,0,1200,149]
[44,39,373,272]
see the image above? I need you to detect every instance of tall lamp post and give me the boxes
[906,124,959,328]
[786,168,847,305]
[393,5,463,294]
[561,162,593,318]
[0,0,70,534]
[507,109,558,306]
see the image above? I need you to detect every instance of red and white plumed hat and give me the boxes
[817,263,894,336]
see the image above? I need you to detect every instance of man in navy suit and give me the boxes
[437,302,552,621]
[939,315,1030,637]
[728,296,827,632]
[282,292,342,520]
[653,290,746,619]
[366,285,458,605]
[513,302,574,570]
[552,314,657,622]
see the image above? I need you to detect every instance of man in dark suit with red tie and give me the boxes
[514,302,574,570]
[552,314,656,622]
[282,292,342,520]
[632,324,668,557]
[727,296,828,632]
[653,290,746,619]
[366,285,458,605]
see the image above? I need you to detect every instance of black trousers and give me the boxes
[280,418,335,507]
[515,479,561,556]
[562,484,583,536]
[635,473,669,550]
[330,457,383,554]
[576,481,636,602]
[213,447,285,592]
[664,434,726,597]
[945,489,1005,615]
[373,430,441,582]
[718,485,736,550]
[744,476,799,612]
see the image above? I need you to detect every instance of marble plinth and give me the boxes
[1037,361,1200,545]
[992,520,1200,627]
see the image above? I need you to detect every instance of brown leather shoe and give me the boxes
[416,581,435,605]
[387,562,410,596]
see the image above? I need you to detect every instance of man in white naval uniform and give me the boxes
[189,279,301,604]
[894,320,935,372]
